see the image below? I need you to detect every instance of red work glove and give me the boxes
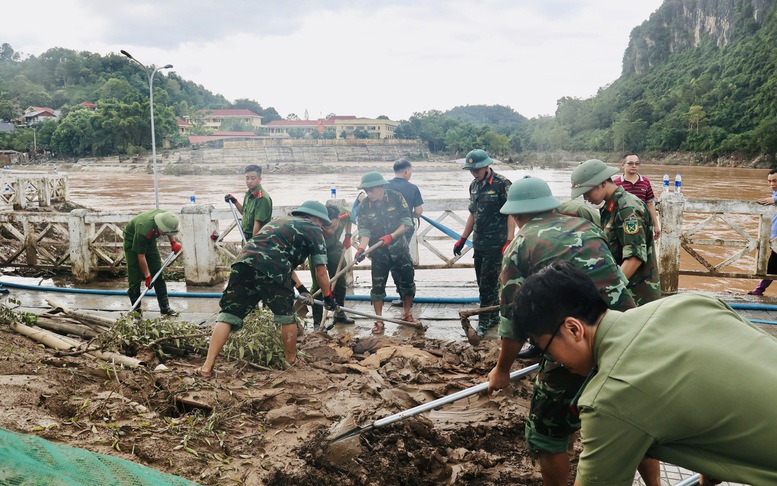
[502,239,513,255]
[453,237,467,256]
[171,241,182,253]
[379,234,394,247]
[144,275,153,288]
[342,235,352,249]
[224,194,237,204]
[354,247,366,263]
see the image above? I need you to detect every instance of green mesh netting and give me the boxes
[0,428,199,486]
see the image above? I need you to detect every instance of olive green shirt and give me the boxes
[241,184,272,240]
[576,294,777,485]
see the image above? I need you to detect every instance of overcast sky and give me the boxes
[4,0,665,121]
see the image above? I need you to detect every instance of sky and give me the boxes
[4,0,665,121]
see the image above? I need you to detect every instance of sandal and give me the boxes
[401,314,421,325]
[371,320,385,335]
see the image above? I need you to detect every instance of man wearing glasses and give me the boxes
[613,154,661,239]
[487,176,659,486]
[511,261,777,486]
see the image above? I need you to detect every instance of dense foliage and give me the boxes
[0,44,280,157]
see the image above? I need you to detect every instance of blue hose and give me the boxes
[420,215,473,248]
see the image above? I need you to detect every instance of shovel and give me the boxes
[318,252,346,329]
[328,362,540,443]
[303,297,424,331]
[228,200,247,245]
[128,251,180,313]
[310,240,384,300]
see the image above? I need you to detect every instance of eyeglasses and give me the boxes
[625,162,640,166]
[530,321,563,361]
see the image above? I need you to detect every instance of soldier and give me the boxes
[353,171,416,334]
[199,201,338,377]
[308,204,355,328]
[454,149,514,337]
[123,210,182,316]
[571,159,661,304]
[487,176,660,486]
[224,164,272,241]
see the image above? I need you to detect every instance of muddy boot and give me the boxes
[748,279,771,296]
[334,310,355,325]
[312,305,323,330]
[476,311,498,337]
[154,280,178,317]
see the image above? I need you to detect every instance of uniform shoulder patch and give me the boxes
[624,216,640,235]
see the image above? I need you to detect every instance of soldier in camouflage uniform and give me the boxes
[224,164,273,241]
[485,176,662,486]
[353,171,415,335]
[571,159,661,305]
[453,149,514,337]
[200,201,338,377]
[308,204,355,328]
[123,210,182,316]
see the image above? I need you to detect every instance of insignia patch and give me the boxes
[624,216,639,235]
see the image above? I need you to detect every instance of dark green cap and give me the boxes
[357,171,389,189]
[462,149,493,170]
[500,176,561,214]
[291,200,331,225]
[570,159,619,198]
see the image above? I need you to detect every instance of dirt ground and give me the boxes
[0,320,569,485]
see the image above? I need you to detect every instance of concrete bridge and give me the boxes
[1,194,775,293]
[1,169,68,210]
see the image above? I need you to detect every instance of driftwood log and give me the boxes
[459,305,499,346]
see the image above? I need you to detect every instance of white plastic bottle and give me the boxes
[190,190,196,204]
[674,174,682,193]
[663,173,670,193]
[330,183,336,199]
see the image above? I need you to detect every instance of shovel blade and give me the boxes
[325,415,362,465]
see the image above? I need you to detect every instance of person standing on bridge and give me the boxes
[387,159,424,301]
[200,201,337,376]
[353,171,416,334]
[613,154,661,240]
[748,168,777,296]
[123,210,182,317]
[509,261,777,486]
[454,149,514,337]
[487,176,660,486]
[571,159,660,305]
[224,164,273,242]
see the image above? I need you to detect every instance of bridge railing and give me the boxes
[1,170,69,209]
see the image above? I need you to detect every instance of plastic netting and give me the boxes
[0,427,199,486]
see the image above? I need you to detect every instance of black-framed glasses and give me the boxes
[530,321,563,361]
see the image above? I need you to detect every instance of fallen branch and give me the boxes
[146,332,210,350]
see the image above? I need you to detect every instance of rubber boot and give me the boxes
[334,310,355,325]
[748,279,771,296]
[476,310,497,337]
[155,279,179,317]
[128,288,142,320]
[312,304,323,330]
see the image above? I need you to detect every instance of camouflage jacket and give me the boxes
[468,170,511,250]
[324,206,351,255]
[498,211,636,341]
[236,216,327,286]
[241,184,272,239]
[123,209,166,254]
[357,189,413,251]
[600,186,661,305]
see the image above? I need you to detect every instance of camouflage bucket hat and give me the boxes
[154,211,179,235]
[570,159,619,198]
[462,149,493,170]
[357,171,389,189]
[291,200,331,226]
[500,176,561,214]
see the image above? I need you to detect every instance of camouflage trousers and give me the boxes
[125,247,171,312]
[474,247,502,332]
[216,262,296,330]
[369,247,415,302]
[525,358,585,454]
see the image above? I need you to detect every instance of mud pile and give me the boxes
[0,323,549,485]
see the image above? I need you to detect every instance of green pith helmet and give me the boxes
[154,211,179,235]
[500,176,561,215]
[570,159,619,198]
[462,149,493,170]
[291,200,331,225]
[357,171,389,189]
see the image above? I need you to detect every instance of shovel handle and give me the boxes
[228,200,247,244]
[129,251,179,313]
[311,240,384,299]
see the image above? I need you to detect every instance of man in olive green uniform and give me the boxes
[354,171,415,335]
[123,210,182,316]
[487,177,661,486]
[224,164,272,241]
[510,262,777,486]
[308,204,355,328]
[454,149,515,337]
[200,201,337,376]
[571,159,661,304]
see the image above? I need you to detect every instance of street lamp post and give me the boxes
[121,50,172,210]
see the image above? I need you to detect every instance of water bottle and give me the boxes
[330,183,336,199]
[674,173,682,193]
[190,190,196,205]
[663,173,670,193]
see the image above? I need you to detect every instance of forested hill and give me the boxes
[549,0,777,157]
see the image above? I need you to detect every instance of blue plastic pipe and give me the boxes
[420,215,473,248]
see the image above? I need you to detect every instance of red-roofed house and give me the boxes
[177,118,191,134]
[79,102,96,110]
[22,106,59,125]
[188,109,263,131]
[264,115,399,139]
